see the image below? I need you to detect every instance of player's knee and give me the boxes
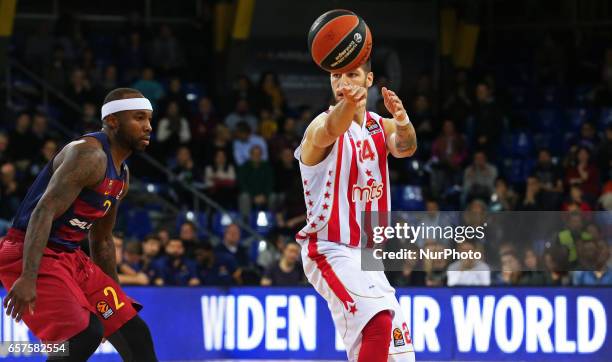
[362,310,393,341]
[48,313,103,361]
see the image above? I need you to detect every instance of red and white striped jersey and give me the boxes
[295,110,390,247]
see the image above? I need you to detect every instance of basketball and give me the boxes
[308,9,373,73]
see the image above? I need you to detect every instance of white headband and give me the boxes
[101,98,153,120]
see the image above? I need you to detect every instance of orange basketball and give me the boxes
[307,9,373,73]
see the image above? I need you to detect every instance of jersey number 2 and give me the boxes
[104,286,125,310]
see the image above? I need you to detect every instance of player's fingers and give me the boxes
[3,292,11,308]
[10,299,21,320]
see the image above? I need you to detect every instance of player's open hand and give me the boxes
[338,83,366,108]
[382,87,408,122]
[4,275,37,322]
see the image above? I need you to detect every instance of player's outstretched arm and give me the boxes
[4,140,106,321]
[89,166,130,284]
[381,87,417,158]
[301,83,366,165]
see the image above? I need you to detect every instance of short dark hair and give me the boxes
[359,58,372,73]
[103,87,143,105]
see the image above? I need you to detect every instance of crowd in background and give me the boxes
[0,17,610,288]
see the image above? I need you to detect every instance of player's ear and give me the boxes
[366,71,374,88]
[104,114,119,130]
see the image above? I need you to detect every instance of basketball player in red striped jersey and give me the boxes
[295,60,417,362]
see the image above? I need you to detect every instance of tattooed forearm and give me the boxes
[90,236,119,283]
[394,122,417,155]
[21,206,54,279]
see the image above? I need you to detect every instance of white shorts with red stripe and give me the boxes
[301,236,416,361]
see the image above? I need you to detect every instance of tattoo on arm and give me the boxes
[22,144,106,279]
[394,123,417,154]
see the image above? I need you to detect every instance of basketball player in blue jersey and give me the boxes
[0,88,158,361]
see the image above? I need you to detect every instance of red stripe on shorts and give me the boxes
[307,235,354,310]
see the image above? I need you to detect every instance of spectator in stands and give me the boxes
[81,102,99,133]
[30,113,51,151]
[194,241,237,286]
[99,64,119,96]
[600,181,612,210]
[238,145,274,217]
[170,146,200,188]
[410,95,435,157]
[202,124,233,166]
[121,31,145,82]
[555,211,589,267]
[533,148,564,200]
[142,234,163,276]
[65,68,96,123]
[597,125,612,181]
[521,175,558,210]
[233,122,268,166]
[132,67,165,109]
[257,231,285,270]
[0,163,23,219]
[225,99,258,133]
[158,77,189,119]
[157,228,171,246]
[442,70,472,127]
[255,72,286,117]
[462,150,498,204]
[260,241,304,286]
[258,109,278,141]
[494,250,523,285]
[230,74,256,111]
[27,139,58,184]
[565,146,600,201]
[472,82,505,159]
[179,221,200,257]
[520,248,547,285]
[151,238,200,286]
[0,133,9,165]
[272,147,300,211]
[191,96,220,150]
[490,178,518,211]
[562,185,593,211]
[543,243,571,286]
[447,240,491,286]
[569,122,600,151]
[157,101,192,155]
[430,119,467,196]
[573,240,612,285]
[388,246,426,287]
[44,46,71,92]
[422,240,448,286]
[269,117,300,162]
[214,223,250,270]
[204,149,236,208]
[8,112,36,166]
[114,235,149,285]
[150,24,184,76]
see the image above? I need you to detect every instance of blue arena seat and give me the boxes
[394,185,425,211]
[212,210,241,237]
[249,210,276,236]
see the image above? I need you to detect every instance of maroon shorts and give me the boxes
[0,229,140,342]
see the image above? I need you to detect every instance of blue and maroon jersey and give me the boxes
[11,132,127,250]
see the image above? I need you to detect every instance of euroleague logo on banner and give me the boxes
[96,300,114,320]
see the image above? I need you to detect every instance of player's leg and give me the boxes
[107,315,157,362]
[79,253,158,361]
[358,310,393,362]
[47,313,103,361]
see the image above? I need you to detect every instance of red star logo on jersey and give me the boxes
[348,303,358,315]
[324,192,330,199]
[308,200,314,207]
[322,203,329,210]
[303,180,308,186]
[318,214,325,221]
[310,222,317,228]
[326,181,332,187]
[308,211,313,217]
[365,169,373,177]
[328,170,333,176]
[305,190,311,196]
